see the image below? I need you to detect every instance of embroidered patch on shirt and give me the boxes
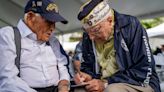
[121,39,129,52]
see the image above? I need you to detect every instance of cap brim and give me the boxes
[41,13,68,24]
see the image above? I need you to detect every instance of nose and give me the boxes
[50,24,55,32]
[50,29,53,33]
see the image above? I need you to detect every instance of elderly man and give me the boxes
[74,0,161,92]
[0,0,70,92]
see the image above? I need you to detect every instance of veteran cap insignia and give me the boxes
[46,3,59,13]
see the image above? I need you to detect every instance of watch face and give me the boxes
[104,82,108,88]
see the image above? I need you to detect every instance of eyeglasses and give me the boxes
[85,24,101,35]
[84,19,108,35]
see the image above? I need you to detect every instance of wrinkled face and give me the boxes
[26,12,55,41]
[85,17,114,43]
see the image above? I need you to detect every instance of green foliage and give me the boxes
[69,37,82,42]
[141,17,164,29]
[69,32,83,42]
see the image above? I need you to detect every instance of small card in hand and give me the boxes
[71,82,89,88]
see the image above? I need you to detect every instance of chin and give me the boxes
[40,38,49,42]
[44,36,50,41]
[95,38,106,43]
[44,38,49,42]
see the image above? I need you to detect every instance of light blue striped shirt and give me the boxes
[0,20,70,92]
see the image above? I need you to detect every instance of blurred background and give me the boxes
[0,0,164,91]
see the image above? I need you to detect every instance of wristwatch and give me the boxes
[104,82,108,89]
[102,80,108,89]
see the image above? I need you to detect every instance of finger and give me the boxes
[77,73,85,83]
[76,73,86,83]
[88,80,101,91]
[80,77,85,83]
[86,83,96,92]
[74,74,82,84]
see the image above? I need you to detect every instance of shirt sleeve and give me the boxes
[72,41,83,62]
[0,27,37,92]
[49,36,70,82]
[58,44,70,81]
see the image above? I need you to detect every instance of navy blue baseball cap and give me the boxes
[25,0,68,24]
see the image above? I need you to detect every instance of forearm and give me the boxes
[73,61,81,73]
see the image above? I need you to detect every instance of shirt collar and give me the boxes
[17,19,37,40]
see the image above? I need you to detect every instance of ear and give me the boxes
[106,16,113,24]
[24,11,37,32]
[26,11,36,22]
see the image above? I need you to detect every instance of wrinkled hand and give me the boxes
[58,80,69,92]
[85,79,105,92]
[74,72,92,84]
[58,85,69,92]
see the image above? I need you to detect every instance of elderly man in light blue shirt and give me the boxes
[0,0,70,92]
